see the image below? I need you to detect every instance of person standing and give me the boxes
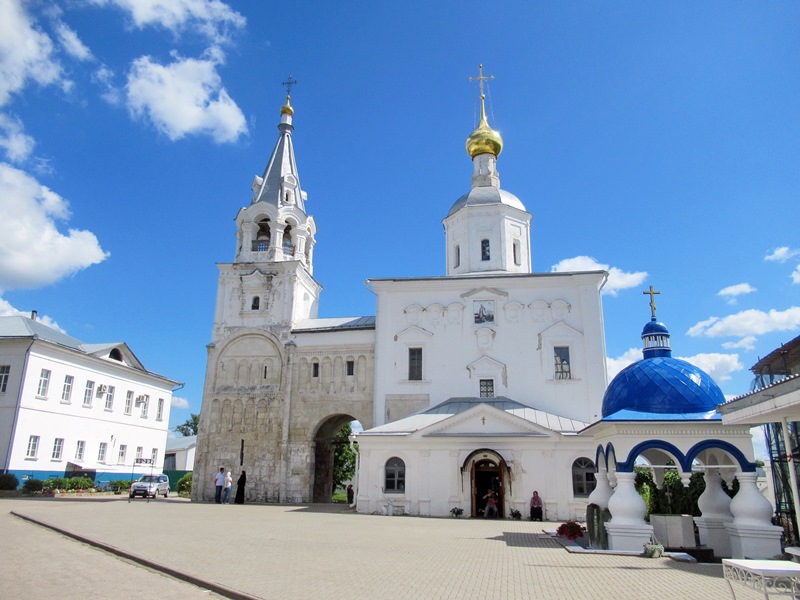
[223,471,233,504]
[346,484,354,505]
[234,470,246,504]
[483,489,498,518]
[530,490,543,521]
[214,467,225,504]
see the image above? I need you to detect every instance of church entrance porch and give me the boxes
[465,449,506,518]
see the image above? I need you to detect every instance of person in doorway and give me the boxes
[530,490,543,521]
[346,484,354,505]
[223,471,233,504]
[214,467,225,504]
[483,489,498,518]
[234,470,246,504]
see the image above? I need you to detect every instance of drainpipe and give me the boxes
[279,341,296,503]
[781,416,800,538]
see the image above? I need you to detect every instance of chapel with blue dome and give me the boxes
[601,287,725,421]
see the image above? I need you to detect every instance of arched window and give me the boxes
[109,348,123,361]
[251,297,260,310]
[454,245,460,268]
[481,239,490,261]
[283,224,295,256]
[385,457,405,493]
[513,239,521,266]
[252,219,271,251]
[572,457,596,497]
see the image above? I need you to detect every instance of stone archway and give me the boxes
[312,414,357,503]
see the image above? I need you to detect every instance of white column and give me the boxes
[587,469,613,509]
[694,468,733,558]
[269,222,285,261]
[605,471,653,552]
[725,471,783,559]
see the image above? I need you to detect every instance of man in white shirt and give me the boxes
[214,467,225,504]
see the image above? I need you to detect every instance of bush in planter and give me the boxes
[65,476,94,491]
[177,472,193,494]
[109,480,131,492]
[22,478,44,493]
[0,473,19,490]
[556,520,585,541]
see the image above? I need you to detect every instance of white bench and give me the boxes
[723,559,800,599]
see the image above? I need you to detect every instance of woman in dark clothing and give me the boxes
[234,470,246,504]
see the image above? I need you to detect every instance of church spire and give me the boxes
[640,286,672,359]
[466,65,503,189]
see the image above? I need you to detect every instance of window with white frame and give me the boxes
[481,238,490,261]
[554,346,571,380]
[83,381,94,406]
[97,442,107,463]
[118,444,127,464]
[346,360,354,377]
[136,446,143,460]
[151,448,158,464]
[384,457,405,493]
[125,391,133,415]
[37,369,51,397]
[479,379,495,398]
[0,365,9,393]
[572,457,597,497]
[140,395,149,418]
[26,435,40,458]
[61,375,74,403]
[75,440,85,461]
[513,239,521,266]
[105,386,115,411]
[156,398,164,421]
[52,438,64,460]
[454,244,460,268]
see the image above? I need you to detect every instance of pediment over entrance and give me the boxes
[393,325,433,341]
[461,286,508,299]
[419,404,555,438]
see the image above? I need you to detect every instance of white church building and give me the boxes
[194,77,782,558]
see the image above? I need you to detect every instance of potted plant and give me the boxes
[450,507,464,518]
[556,521,585,540]
[643,534,664,558]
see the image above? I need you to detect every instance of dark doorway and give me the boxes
[472,459,504,518]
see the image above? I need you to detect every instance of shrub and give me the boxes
[66,476,94,491]
[111,480,131,491]
[0,473,20,490]
[177,472,193,494]
[42,477,67,491]
[22,478,44,492]
[556,521,585,540]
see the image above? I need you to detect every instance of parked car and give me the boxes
[129,474,170,498]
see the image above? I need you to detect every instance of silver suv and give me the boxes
[129,474,170,498]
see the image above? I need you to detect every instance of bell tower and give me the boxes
[211,86,321,343]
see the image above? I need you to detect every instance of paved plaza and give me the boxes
[1,496,763,599]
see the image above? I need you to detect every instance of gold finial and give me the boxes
[643,285,660,319]
[280,75,297,115]
[466,64,503,158]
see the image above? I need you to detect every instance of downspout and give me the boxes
[279,341,296,503]
[4,341,34,473]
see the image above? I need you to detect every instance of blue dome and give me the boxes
[642,320,669,335]
[601,356,725,418]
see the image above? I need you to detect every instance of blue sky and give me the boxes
[1,1,799,444]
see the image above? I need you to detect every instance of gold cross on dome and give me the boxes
[468,64,495,98]
[282,75,297,95]
[643,285,660,319]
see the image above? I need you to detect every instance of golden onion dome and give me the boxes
[280,94,294,116]
[466,95,503,158]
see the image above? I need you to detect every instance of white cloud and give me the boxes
[0,164,109,289]
[765,247,800,263]
[171,396,190,409]
[687,307,800,338]
[54,21,93,62]
[793,265,800,285]
[91,0,246,45]
[0,296,64,331]
[718,282,756,305]
[722,336,757,351]
[0,0,64,107]
[0,113,35,162]
[93,64,122,105]
[677,352,743,382]
[551,256,647,296]
[606,347,641,381]
[126,51,247,143]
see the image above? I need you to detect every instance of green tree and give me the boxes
[332,422,356,492]
[175,413,199,437]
